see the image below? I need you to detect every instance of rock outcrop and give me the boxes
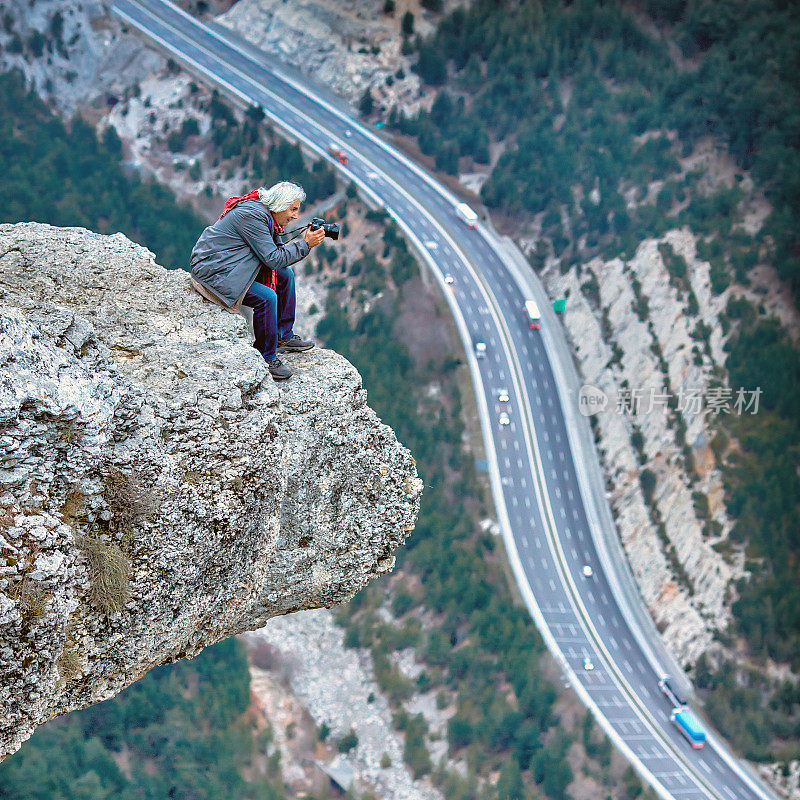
[217,0,429,117]
[0,0,163,115]
[0,222,421,760]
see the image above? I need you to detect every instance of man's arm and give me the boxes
[234,207,310,270]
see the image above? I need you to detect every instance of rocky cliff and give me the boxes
[0,222,421,760]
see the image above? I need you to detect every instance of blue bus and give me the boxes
[671,707,706,749]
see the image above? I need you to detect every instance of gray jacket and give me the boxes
[189,199,310,307]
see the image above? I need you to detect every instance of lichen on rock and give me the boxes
[0,222,421,760]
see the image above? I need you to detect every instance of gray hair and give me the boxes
[258,181,306,212]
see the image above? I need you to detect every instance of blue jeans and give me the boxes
[243,267,296,362]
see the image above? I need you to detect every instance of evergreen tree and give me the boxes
[359,86,375,116]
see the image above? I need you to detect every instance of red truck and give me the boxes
[328,144,348,165]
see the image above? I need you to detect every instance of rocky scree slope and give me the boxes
[0,0,163,116]
[0,222,421,760]
[542,229,743,665]
[217,0,429,117]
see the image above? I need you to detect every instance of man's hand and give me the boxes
[304,226,326,248]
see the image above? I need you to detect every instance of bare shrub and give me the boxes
[103,466,156,535]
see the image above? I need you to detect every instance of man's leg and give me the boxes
[275,266,296,342]
[243,282,291,380]
[243,281,278,360]
[276,266,314,351]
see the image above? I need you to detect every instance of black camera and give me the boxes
[309,217,340,240]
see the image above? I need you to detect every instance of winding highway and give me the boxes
[111,3,775,798]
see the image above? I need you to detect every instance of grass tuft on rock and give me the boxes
[56,646,82,684]
[80,536,130,614]
[11,579,46,619]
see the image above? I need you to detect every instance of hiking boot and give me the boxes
[267,358,292,380]
[278,334,315,352]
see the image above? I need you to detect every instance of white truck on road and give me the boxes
[524,300,541,330]
[455,202,479,229]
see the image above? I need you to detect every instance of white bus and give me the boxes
[524,300,541,330]
[455,202,479,229]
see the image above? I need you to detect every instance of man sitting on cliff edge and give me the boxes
[189,181,324,380]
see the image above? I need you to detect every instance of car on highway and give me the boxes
[327,143,348,164]
[583,655,594,671]
[582,565,593,578]
[658,675,687,707]
[444,273,454,284]
[344,128,352,138]
[474,341,486,359]
[497,388,510,403]
[498,411,510,426]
